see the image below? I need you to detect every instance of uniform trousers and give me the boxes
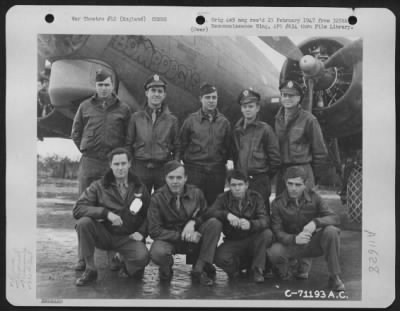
[275,163,316,274]
[248,174,272,215]
[77,156,110,262]
[78,156,109,195]
[150,218,222,269]
[185,163,226,206]
[132,160,165,194]
[215,228,274,274]
[267,225,341,276]
[75,217,150,275]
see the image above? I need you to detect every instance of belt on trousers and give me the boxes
[135,160,165,169]
[281,162,310,168]
[248,172,269,180]
[184,162,226,173]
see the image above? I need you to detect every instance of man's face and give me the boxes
[110,153,131,180]
[95,77,114,99]
[241,102,260,120]
[165,166,187,194]
[200,91,218,113]
[280,92,301,109]
[229,178,248,199]
[286,177,306,199]
[146,87,166,109]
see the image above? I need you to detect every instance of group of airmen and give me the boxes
[70,69,345,292]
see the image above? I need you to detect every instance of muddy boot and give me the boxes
[75,269,98,286]
[191,271,214,286]
[159,265,173,282]
[109,252,122,271]
[74,259,86,271]
[329,275,345,292]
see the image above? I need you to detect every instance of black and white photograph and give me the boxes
[6,6,395,308]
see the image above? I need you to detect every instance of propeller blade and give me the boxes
[324,38,363,68]
[259,36,304,61]
[303,78,314,112]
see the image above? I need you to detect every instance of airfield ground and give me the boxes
[37,177,361,302]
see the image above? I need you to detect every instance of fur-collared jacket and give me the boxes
[73,170,150,236]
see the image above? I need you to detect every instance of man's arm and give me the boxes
[263,126,281,178]
[171,117,181,161]
[136,184,151,237]
[308,118,328,178]
[71,105,84,151]
[125,113,136,155]
[147,197,181,242]
[122,103,132,140]
[191,189,211,230]
[72,182,109,220]
[270,201,296,246]
[222,119,232,162]
[178,117,191,162]
[249,193,268,232]
[313,194,340,227]
[201,193,229,223]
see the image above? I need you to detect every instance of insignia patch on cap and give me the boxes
[154,74,160,81]
[287,81,294,88]
[243,90,249,96]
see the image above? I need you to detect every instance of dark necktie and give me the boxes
[151,110,157,124]
[118,183,127,199]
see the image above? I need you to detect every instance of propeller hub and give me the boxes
[299,55,324,77]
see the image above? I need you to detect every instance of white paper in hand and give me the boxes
[129,198,142,214]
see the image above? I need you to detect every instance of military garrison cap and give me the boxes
[279,80,303,97]
[238,88,261,105]
[199,83,217,96]
[163,160,184,177]
[95,69,113,82]
[144,74,167,90]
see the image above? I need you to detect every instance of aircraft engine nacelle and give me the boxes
[47,59,139,120]
[279,38,362,138]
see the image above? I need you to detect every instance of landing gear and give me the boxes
[339,152,362,224]
[346,162,362,223]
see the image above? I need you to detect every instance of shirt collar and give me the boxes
[113,179,129,188]
[162,184,192,203]
[199,108,218,122]
[229,190,250,204]
[235,116,259,131]
[93,93,117,108]
[281,188,312,206]
[145,104,164,114]
[275,105,301,121]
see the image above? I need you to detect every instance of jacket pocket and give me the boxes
[133,142,146,157]
[252,151,266,168]
[154,142,170,160]
[80,129,95,151]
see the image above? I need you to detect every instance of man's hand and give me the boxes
[129,232,144,241]
[227,213,241,228]
[107,212,123,226]
[239,218,251,230]
[181,220,196,241]
[226,160,234,170]
[295,231,312,245]
[303,221,317,234]
[189,231,202,244]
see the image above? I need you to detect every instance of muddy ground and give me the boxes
[37,177,362,302]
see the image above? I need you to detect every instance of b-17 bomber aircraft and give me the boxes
[37,34,363,222]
